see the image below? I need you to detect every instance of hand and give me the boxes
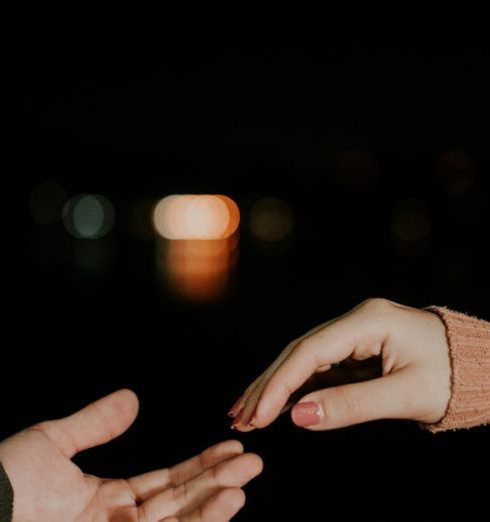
[229,298,451,431]
[0,389,262,521]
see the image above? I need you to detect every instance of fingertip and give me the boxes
[225,439,245,454]
[204,440,244,464]
[215,452,264,486]
[219,488,246,517]
[228,395,245,417]
[244,453,264,477]
[228,487,246,509]
[248,401,274,429]
[113,388,140,415]
[201,487,246,521]
[236,489,247,511]
[233,423,257,433]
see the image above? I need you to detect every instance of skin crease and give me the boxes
[0,389,263,521]
[230,298,451,432]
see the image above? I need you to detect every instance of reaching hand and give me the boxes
[0,389,262,521]
[229,298,451,431]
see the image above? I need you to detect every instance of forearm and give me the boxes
[0,461,13,522]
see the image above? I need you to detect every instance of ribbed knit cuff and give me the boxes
[423,306,490,433]
[0,461,13,522]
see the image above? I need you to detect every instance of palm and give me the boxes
[0,390,262,522]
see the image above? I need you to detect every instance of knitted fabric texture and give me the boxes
[424,306,490,433]
[0,461,13,522]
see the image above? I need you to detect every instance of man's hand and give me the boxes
[0,389,262,521]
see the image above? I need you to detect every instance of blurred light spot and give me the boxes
[216,195,241,239]
[29,181,66,225]
[391,199,431,243]
[63,194,115,239]
[153,195,239,240]
[337,150,379,192]
[249,197,294,242]
[437,150,474,194]
[156,236,238,302]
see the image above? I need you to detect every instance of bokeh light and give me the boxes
[391,199,431,243]
[156,236,238,302]
[249,197,294,242]
[153,195,240,240]
[437,150,474,194]
[29,181,67,225]
[62,194,115,239]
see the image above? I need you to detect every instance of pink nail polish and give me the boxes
[291,402,322,427]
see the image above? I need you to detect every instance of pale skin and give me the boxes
[230,298,452,431]
[0,389,263,521]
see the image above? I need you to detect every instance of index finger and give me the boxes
[247,321,356,429]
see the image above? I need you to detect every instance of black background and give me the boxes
[2,29,490,519]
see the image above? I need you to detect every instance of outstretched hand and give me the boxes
[230,298,451,431]
[0,389,262,521]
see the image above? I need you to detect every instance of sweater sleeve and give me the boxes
[423,305,490,433]
[0,461,13,522]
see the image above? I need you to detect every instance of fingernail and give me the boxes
[291,401,322,427]
[228,396,243,417]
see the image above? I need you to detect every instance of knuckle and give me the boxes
[361,297,390,310]
[172,481,188,505]
[31,420,52,433]
[293,338,311,356]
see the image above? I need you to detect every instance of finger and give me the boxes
[162,488,246,522]
[129,440,244,502]
[231,320,334,421]
[228,375,262,417]
[139,453,262,520]
[231,339,302,429]
[234,337,330,431]
[291,372,412,430]
[238,316,375,431]
[36,389,139,458]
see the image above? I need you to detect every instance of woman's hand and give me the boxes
[229,298,451,431]
[0,389,262,521]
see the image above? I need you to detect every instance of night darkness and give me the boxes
[2,31,490,519]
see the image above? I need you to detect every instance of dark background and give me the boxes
[2,32,490,519]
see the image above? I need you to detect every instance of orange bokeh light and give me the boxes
[156,236,239,302]
[153,195,240,240]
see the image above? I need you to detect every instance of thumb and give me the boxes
[38,389,139,458]
[291,373,411,430]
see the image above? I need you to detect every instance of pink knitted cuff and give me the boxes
[423,306,490,433]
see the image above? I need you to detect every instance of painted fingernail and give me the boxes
[291,402,322,427]
[228,396,243,417]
